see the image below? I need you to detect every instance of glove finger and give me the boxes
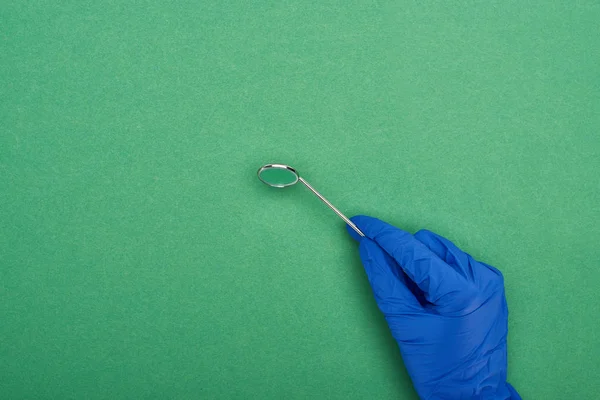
[346,220,364,241]
[359,238,421,313]
[415,230,504,282]
[350,216,467,306]
[414,229,475,281]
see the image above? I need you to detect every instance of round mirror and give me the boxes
[257,164,299,188]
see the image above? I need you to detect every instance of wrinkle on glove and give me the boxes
[348,216,520,400]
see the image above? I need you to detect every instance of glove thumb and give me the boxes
[358,238,421,314]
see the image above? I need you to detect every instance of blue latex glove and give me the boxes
[347,216,520,400]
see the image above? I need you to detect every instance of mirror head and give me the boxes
[257,164,299,188]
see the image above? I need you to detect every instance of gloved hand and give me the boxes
[347,216,520,400]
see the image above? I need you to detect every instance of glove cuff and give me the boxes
[506,382,521,400]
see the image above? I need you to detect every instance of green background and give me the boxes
[2,1,599,399]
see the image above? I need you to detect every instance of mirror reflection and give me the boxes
[258,165,299,188]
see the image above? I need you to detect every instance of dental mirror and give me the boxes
[257,163,365,237]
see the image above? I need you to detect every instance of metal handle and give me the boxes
[298,177,365,237]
